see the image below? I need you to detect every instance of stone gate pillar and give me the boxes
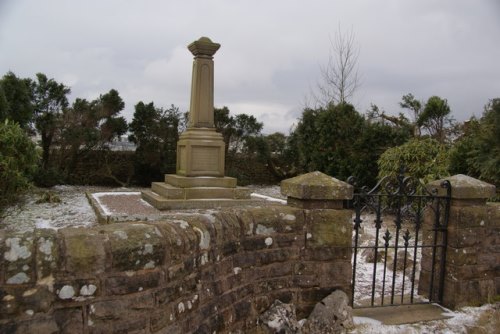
[281,171,354,313]
[420,174,499,309]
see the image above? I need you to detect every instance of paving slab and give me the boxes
[353,303,453,325]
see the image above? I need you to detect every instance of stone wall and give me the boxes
[0,205,352,333]
[419,175,500,309]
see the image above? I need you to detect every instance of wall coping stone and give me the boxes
[280,171,353,202]
[426,174,496,200]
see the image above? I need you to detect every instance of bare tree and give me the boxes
[311,27,360,107]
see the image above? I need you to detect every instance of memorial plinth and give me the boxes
[142,37,258,210]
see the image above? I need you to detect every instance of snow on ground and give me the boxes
[351,303,499,333]
[0,184,284,232]
[0,185,104,233]
[251,193,287,204]
[247,185,284,200]
[353,213,424,306]
[0,184,497,332]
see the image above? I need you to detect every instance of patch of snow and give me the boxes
[139,198,154,208]
[256,224,276,235]
[1,185,101,233]
[251,193,287,204]
[353,316,382,325]
[351,304,498,334]
[172,220,189,229]
[193,227,210,250]
[93,191,141,197]
[35,219,57,230]
[200,213,216,223]
[352,213,425,306]
[247,185,285,199]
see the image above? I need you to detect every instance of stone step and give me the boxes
[141,190,262,210]
[151,182,184,199]
[165,174,237,188]
[151,182,252,200]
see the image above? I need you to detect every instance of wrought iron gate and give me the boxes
[349,170,451,308]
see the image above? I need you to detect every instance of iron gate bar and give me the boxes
[428,196,441,303]
[349,169,451,309]
[370,198,383,306]
[381,230,391,306]
[438,181,451,303]
[351,195,362,308]
[410,197,423,303]
[401,229,410,304]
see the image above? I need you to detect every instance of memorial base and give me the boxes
[142,175,259,210]
[177,128,225,177]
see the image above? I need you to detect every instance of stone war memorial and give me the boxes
[0,37,499,334]
[142,36,259,210]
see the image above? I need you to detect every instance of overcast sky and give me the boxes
[1,0,499,134]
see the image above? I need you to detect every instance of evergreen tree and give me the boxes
[0,72,34,130]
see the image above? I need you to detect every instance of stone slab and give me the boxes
[88,191,274,223]
[165,174,237,188]
[142,190,263,210]
[151,182,185,199]
[353,303,452,325]
[87,191,165,224]
[151,182,251,200]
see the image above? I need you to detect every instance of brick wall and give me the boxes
[0,205,352,333]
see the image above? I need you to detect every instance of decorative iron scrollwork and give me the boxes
[350,166,452,308]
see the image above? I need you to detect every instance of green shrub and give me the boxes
[377,137,450,184]
[33,167,64,188]
[0,120,39,208]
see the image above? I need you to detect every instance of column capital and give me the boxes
[188,36,220,58]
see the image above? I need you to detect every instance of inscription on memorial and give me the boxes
[192,146,219,172]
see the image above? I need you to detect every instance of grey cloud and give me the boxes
[1,0,499,133]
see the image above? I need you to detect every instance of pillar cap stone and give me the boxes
[188,36,220,57]
[281,171,353,200]
[426,174,496,199]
